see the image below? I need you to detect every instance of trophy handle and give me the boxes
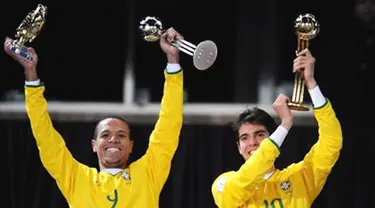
[11,41,33,61]
[172,38,218,70]
[172,37,196,56]
[287,38,309,111]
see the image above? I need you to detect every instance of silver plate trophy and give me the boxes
[139,16,218,70]
[10,4,47,60]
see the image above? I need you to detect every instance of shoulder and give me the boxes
[278,161,305,178]
[76,162,98,176]
[212,171,235,193]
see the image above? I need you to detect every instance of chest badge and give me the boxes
[122,170,131,184]
[122,172,130,180]
[280,180,291,192]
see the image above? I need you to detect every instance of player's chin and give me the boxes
[242,153,251,161]
[104,157,123,166]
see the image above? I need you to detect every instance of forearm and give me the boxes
[308,85,327,108]
[145,64,183,190]
[218,138,281,207]
[150,63,183,149]
[24,68,38,81]
[25,80,61,146]
[25,82,77,175]
[308,85,342,169]
[25,82,81,200]
[232,138,282,189]
[309,85,342,143]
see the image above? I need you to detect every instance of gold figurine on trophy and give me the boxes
[9,4,47,60]
[287,13,320,111]
[139,16,218,70]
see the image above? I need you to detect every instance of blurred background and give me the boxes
[0,0,372,207]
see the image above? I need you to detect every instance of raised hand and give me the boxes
[293,48,317,89]
[273,94,294,130]
[4,37,38,81]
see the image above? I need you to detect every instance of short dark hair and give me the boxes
[232,107,277,141]
[93,116,132,140]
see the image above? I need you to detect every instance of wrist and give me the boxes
[24,68,38,81]
[167,54,179,64]
[280,119,293,130]
[305,79,317,89]
[166,63,182,73]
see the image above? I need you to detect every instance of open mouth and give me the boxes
[105,147,121,153]
[248,149,256,156]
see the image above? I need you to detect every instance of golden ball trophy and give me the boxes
[287,13,320,111]
[9,4,47,60]
[139,16,218,70]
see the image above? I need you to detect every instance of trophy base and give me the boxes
[10,43,33,61]
[287,102,310,111]
[193,40,218,70]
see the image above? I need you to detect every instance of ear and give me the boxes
[91,139,97,152]
[237,141,242,155]
[129,140,134,153]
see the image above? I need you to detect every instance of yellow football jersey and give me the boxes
[25,71,183,208]
[212,100,342,208]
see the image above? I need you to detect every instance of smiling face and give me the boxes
[233,107,276,161]
[237,123,270,160]
[91,118,133,170]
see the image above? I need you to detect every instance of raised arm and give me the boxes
[212,94,293,207]
[293,49,343,200]
[212,138,280,207]
[142,28,184,192]
[4,39,86,203]
[297,86,342,199]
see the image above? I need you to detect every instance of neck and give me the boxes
[263,167,276,180]
[99,163,127,172]
[268,166,275,173]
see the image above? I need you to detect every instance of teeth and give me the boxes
[106,148,120,152]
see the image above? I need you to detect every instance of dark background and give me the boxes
[0,0,373,207]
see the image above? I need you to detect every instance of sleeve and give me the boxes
[212,139,280,208]
[144,69,183,192]
[25,84,88,203]
[297,96,343,200]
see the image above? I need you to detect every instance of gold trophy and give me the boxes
[287,13,320,111]
[9,4,47,60]
[139,16,218,70]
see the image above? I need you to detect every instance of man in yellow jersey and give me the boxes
[4,28,184,208]
[212,49,343,208]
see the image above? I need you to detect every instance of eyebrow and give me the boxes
[239,130,267,139]
[100,129,128,135]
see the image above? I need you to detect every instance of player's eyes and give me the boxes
[257,133,265,138]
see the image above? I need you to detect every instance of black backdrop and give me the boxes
[0,120,351,208]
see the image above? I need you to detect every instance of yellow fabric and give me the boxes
[25,71,183,208]
[212,101,342,208]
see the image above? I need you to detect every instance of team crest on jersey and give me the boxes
[94,179,102,186]
[280,180,291,192]
[122,171,131,184]
[216,177,227,193]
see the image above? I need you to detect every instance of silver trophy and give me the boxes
[139,16,218,70]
